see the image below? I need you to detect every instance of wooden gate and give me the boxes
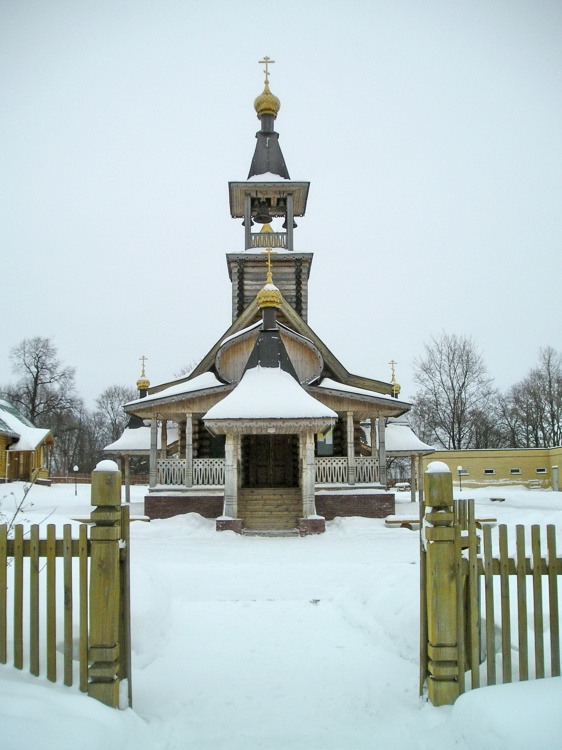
[0,464,131,708]
[420,464,562,705]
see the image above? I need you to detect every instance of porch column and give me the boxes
[378,415,387,487]
[185,413,193,487]
[244,194,252,250]
[410,454,416,503]
[302,431,316,517]
[124,454,131,503]
[286,193,294,251]
[149,416,158,488]
[346,411,356,485]
[160,420,168,459]
[224,434,238,518]
[418,455,425,505]
[370,416,379,482]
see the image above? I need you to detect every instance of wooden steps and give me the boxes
[237,487,302,530]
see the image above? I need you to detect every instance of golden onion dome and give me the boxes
[254,81,281,118]
[257,270,282,309]
[137,376,150,391]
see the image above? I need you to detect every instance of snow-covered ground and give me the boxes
[1,480,561,750]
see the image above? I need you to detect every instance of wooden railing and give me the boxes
[193,459,225,485]
[315,456,378,484]
[157,456,378,487]
[421,467,562,706]
[157,458,225,486]
[315,457,348,484]
[251,232,286,249]
[355,457,378,483]
[0,465,132,709]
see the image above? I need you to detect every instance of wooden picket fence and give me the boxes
[420,467,562,706]
[0,466,132,708]
[455,498,561,693]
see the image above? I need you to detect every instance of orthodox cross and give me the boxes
[389,359,397,383]
[139,355,148,377]
[261,247,277,276]
[259,56,275,84]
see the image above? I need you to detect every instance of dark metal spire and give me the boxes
[248,59,290,179]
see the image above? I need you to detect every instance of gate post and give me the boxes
[424,462,460,706]
[88,460,122,708]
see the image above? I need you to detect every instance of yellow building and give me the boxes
[421,447,562,490]
[0,399,53,483]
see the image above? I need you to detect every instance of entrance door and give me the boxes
[243,435,298,487]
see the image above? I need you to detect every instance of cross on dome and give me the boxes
[258,56,275,84]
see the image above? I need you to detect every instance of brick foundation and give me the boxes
[144,490,394,524]
[299,518,326,535]
[144,494,223,520]
[315,492,394,520]
[216,519,244,533]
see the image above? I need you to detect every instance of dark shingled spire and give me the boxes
[248,76,290,180]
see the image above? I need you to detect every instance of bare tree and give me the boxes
[95,384,137,445]
[501,347,562,448]
[3,337,80,426]
[411,333,495,449]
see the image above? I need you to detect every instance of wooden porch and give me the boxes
[153,455,381,488]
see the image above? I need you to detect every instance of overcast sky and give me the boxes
[2,0,561,409]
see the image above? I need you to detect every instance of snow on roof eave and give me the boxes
[312,382,410,411]
[204,416,336,436]
[384,423,435,453]
[124,374,231,411]
[127,384,231,410]
[7,428,52,451]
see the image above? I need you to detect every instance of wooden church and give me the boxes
[122,60,412,533]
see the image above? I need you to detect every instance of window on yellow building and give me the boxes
[510,468,522,475]
[536,468,547,474]
[483,469,495,475]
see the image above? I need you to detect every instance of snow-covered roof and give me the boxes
[204,365,337,420]
[104,425,179,454]
[316,378,409,406]
[125,372,225,407]
[220,321,261,346]
[0,399,52,451]
[385,417,434,454]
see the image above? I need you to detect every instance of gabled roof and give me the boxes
[0,399,52,451]
[157,295,396,398]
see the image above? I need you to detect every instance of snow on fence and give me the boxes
[420,468,562,706]
[0,465,132,709]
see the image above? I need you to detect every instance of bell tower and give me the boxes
[227,58,313,322]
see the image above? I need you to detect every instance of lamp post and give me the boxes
[457,465,463,492]
[73,465,79,496]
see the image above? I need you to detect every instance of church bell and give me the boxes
[253,199,273,224]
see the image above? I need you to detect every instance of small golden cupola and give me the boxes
[389,360,401,399]
[253,55,281,118]
[257,251,282,310]
[137,356,150,397]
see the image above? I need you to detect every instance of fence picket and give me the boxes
[467,501,480,688]
[499,525,512,683]
[46,524,56,682]
[455,523,465,695]
[547,525,560,676]
[29,524,40,676]
[483,524,496,685]
[63,524,73,687]
[424,490,562,705]
[0,467,131,708]
[14,525,24,670]
[0,526,6,664]
[516,526,529,680]
[531,526,544,678]
[79,524,89,692]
